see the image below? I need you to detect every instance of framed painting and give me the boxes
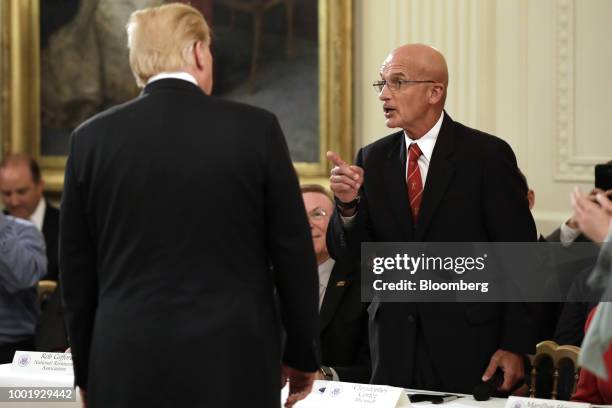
[1,0,352,191]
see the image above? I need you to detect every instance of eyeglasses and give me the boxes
[307,208,328,221]
[372,79,435,93]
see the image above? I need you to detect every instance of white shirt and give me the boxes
[318,257,335,309]
[559,222,581,247]
[403,111,443,185]
[30,199,46,232]
[147,71,198,86]
[317,257,340,381]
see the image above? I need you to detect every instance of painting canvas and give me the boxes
[212,0,319,163]
[1,0,352,190]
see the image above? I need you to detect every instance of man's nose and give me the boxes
[6,195,19,207]
[378,85,391,101]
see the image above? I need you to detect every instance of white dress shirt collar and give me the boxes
[318,257,335,309]
[30,198,46,232]
[404,111,444,163]
[147,71,198,86]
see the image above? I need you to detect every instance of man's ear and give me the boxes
[35,179,45,197]
[527,189,535,210]
[429,84,445,104]
[193,41,205,70]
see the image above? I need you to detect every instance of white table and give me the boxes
[405,388,506,408]
[3,367,608,408]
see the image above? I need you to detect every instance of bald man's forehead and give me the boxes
[380,58,418,78]
[2,162,28,174]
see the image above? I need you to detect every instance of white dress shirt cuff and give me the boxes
[559,222,581,247]
[329,366,340,381]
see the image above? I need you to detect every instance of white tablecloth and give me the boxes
[4,366,608,408]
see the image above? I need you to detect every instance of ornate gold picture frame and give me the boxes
[1,0,352,191]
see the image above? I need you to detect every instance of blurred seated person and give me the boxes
[570,188,612,404]
[0,211,47,363]
[572,305,612,404]
[0,155,68,351]
[0,154,59,281]
[301,185,370,383]
[554,265,599,346]
[550,187,610,345]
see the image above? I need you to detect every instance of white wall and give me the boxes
[353,0,612,234]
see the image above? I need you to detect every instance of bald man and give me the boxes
[327,44,538,393]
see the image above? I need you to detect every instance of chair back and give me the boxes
[529,340,580,400]
[37,280,57,310]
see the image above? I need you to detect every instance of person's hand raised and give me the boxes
[327,151,364,215]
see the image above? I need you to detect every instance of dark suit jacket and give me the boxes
[327,113,538,393]
[554,265,600,346]
[60,79,320,408]
[35,284,68,351]
[545,227,599,345]
[42,202,59,281]
[320,259,370,383]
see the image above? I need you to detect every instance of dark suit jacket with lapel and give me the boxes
[327,113,539,393]
[320,259,370,383]
[59,79,320,408]
[42,202,59,281]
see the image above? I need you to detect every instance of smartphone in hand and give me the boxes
[595,163,612,191]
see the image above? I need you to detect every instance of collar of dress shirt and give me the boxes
[30,198,45,232]
[318,257,335,290]
[147,71,198,86]
[404,111,444,162]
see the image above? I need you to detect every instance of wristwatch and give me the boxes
[335,195,360,210]
[320,366,334,381]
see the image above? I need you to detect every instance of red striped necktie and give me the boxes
[407,143,423,223]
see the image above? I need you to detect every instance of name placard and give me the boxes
[282,380,410,408]
[506,396,591,408]
[11,351,73,376]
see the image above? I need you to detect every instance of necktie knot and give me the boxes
[409,143,423,161]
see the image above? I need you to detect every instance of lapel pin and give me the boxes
[336,280,346,287]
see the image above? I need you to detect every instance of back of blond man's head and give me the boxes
[127,3,211,87]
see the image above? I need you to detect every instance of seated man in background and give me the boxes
[553,186,611,346]
[301,185,370,383]
[0,154,59,281]
[0,154,67,352]
[0,211,47,363]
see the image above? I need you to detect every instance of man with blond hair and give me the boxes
[60,4,319,407]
